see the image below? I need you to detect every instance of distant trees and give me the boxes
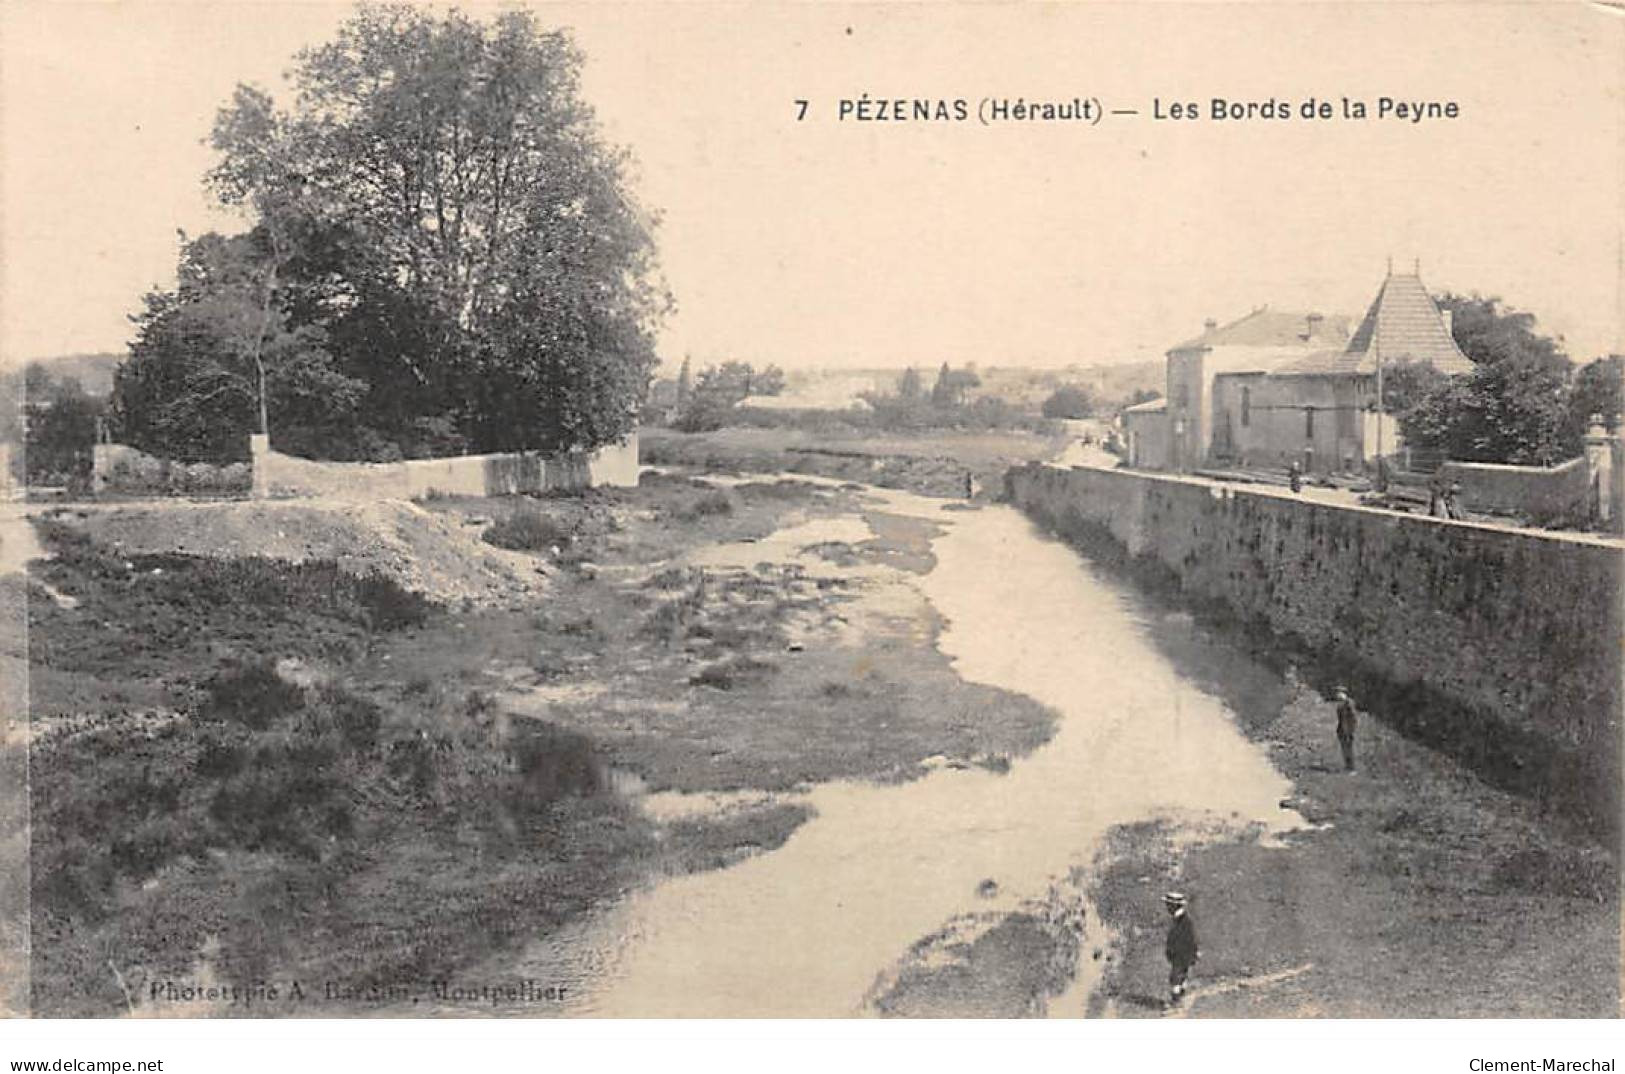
[897,367,924,403]
[19,365,103,484]
[750,365,787,397]
[113,4,668,463]
[1040,384,1096,420]
[675,357,693,411]
[856,362,1042,432]
[671,360,785,431]
[930,362,980,408]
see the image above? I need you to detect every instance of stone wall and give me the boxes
[1439,456,1590,526]
[250,432,639,500]
[1006,461,1622,838]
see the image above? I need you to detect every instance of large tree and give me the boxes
[1396,294,1578,466]
[115,231,364,462]
[119,4,668,462]
[1570,355,1623,433]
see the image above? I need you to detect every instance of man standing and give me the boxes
[1333,685,1359,772]
[1164,892,1199,1005]
[1287,461,1302,494]
[1445,481,1465,520]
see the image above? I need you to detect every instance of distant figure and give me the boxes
[1287,461,1302,494]
[1333,685,1358,772]
[1427,478,1443,518]
[964,471,975,500]
[1164,891,1199,1005]
[1444,481,1465,520]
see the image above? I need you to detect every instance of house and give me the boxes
[1122,396,1168,470]
[1163,307,1352,471]
[1210,269,1473,473]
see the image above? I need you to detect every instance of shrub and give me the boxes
[507,724,602,806]
[688,655,777,690]
[645,565,692,591]
[483,507,570,552]
[199,660,305,730]
[679,490,734,521]
[1041,384,1096,420]
[309,683,383,749]
[207,756,352,859]
[349,571,433,630]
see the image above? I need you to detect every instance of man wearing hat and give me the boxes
[1164,892,1199,1005]
[1333,685,1358,772]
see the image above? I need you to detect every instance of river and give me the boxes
[474,484,1305,1017]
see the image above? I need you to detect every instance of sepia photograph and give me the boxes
[0,0,1620,1061]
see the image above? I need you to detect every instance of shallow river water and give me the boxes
[470,485,1305,1017]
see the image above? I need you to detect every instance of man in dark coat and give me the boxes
[1164,892,1199,1004]
[1333,685,1358,772]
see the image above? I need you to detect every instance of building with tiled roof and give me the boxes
[1213,268,1470,473]
[1147,266,1474,475]
[1278,272,1472,376]
[1121,395,1169,470]
[1163,308,1351,471]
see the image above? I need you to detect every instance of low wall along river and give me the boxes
[1006,462,1622,839]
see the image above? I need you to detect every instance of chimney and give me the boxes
[1304,312,1324,341]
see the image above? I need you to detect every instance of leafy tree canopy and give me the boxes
[116,230,364,462]
[116,3,669,462]
[1396,295,1579,466]
[1570,355,1623,433]
[930,363,980,408]
[1041,384,1096,420]
[1435,293,1570,374]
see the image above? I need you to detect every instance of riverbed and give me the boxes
[473,482,1306,1017]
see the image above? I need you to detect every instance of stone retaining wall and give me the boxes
[1006,461,1622,839]
[250,432,639,500]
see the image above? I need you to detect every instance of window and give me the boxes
[1241,387,1251,427]
[1175,383,1189,409]
[1305,407,1315,438]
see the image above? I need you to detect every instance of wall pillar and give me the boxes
[249,433,270,500]
[1582,418,1614,524]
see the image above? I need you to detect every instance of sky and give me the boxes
[3,1,1622,373]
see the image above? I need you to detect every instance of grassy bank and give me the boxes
[1086,680,1618,1017]
[26,472,1055,1015]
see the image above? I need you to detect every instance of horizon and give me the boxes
[3,2,1621,373]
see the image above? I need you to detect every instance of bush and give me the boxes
[679,490,734,521]
[507,724,602,806]
[483,507,570,552]
[349,571,433,630]
[688,654,778,690]
[207,748,353,858]
[200,660,305,730]
[309,683,383,749]
[1041,384,1096,420]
